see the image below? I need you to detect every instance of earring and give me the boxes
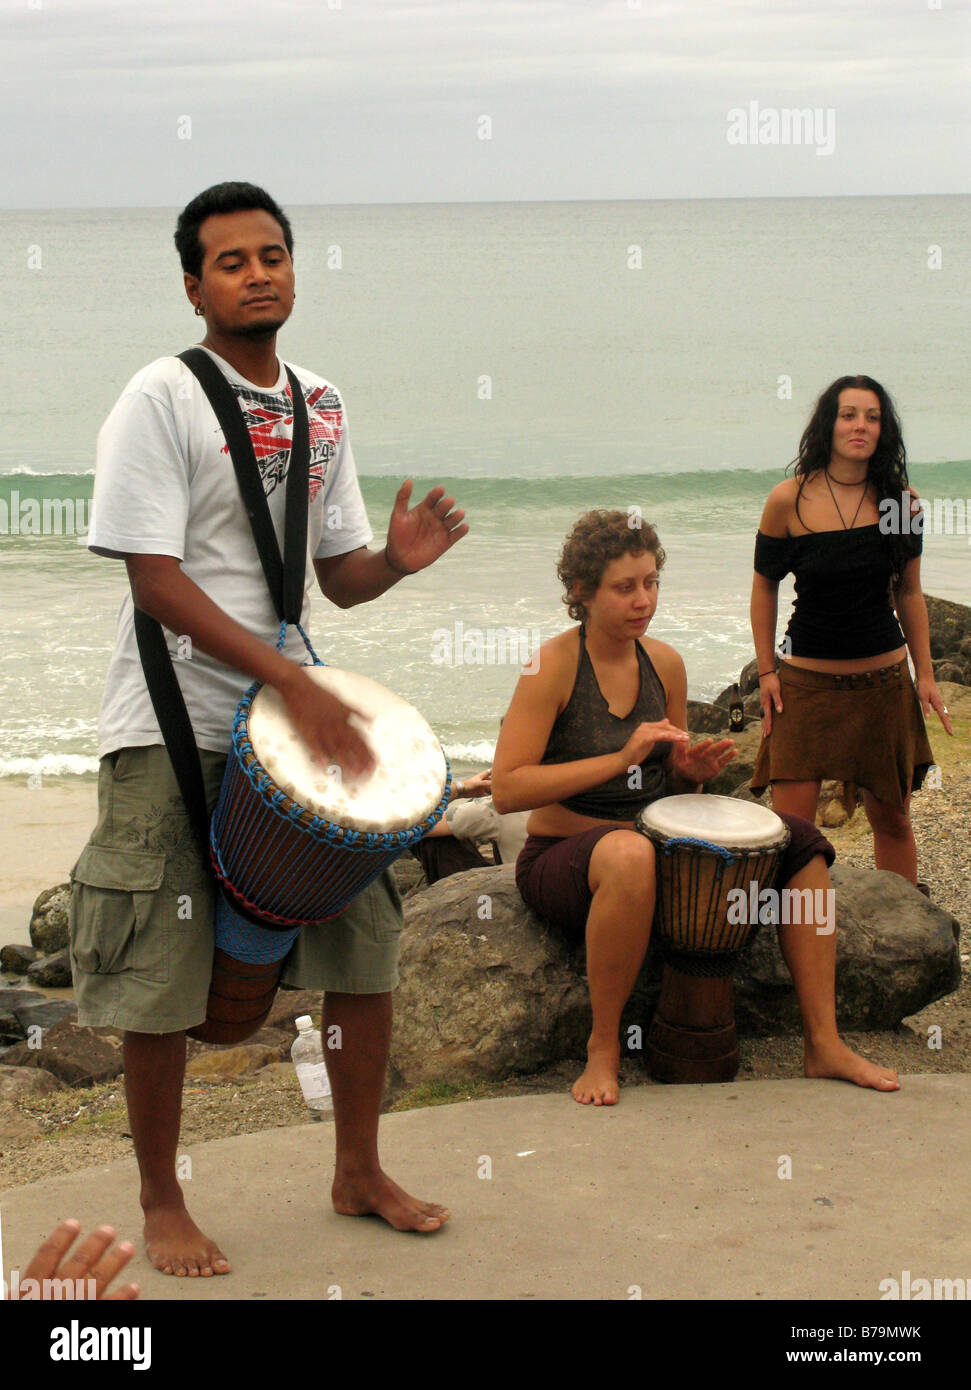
[194,305,204,317]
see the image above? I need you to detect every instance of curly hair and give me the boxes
[557,510,666,623]
[791,375,911,580]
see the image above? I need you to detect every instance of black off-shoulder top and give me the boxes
[753,524,921,659]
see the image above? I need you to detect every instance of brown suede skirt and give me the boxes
[750,657,934,814]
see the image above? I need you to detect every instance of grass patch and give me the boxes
[390,1079,496,1112]
[19,1080,128,1135]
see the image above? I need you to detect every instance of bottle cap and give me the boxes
[295,1015,313,1030]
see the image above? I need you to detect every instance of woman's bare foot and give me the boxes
[332,1169,450,1233]
[572,1044,621,1105]
[804,1038,900,1091]
[143,1201,231,1276]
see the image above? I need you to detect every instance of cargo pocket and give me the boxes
[70,845,168,981]
[368,868,404,943]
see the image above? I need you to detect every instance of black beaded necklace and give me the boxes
[823,468,869,530]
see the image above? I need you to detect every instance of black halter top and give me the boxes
[541,627,671,820]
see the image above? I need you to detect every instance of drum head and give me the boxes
[248,666,448,833]
[636,794,787,849]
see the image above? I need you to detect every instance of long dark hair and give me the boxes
[791,375,912,581]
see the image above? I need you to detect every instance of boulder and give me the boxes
[265,989,321,1035]
[392,853,426,897]
[0,1065,67,1103]
[0,1020,122,1088]
[926,594,971,676]
[704,724,763,798]
[1,944,42,975]
[26,949,73,989]
[734,865,961,1034]
[29,884,71,955]
[0,987,47,1042]
[687,700,730,735]
[933,660,968,685]
[713,656,763,710]
[390,863,961,1084]
[186,1024,291,1063]
[13,999,77,1037]
[186,1044,283,1079]
[0,1099,41,1141]
[391,867,589,1087]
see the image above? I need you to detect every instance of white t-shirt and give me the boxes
[89,347,373,757]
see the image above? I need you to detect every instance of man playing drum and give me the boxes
[71,183,464,1277]
[492,510,900,1106]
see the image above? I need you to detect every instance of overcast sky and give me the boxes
[2,0,968,208]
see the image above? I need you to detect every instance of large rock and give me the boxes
[13,999,77,1037]
[391,867,589,1087]
[705,725,763,797]
[26,949,73,988]
[266,988,321,1034]
[1,944,41,975]
[186,1024,291,1063]
[29,884,71,955]
[734,865,961,1033]
[0,1020,123,1088]
[0,1065,67,1102]
[686,700,730,735]
[0,987,46,1042]
[0,1099,41,1140]
[186,1044,283,1079]
[926,594,971,680]
[391,864,961,1085]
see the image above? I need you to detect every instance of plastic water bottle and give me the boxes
[291,1015,333,1120]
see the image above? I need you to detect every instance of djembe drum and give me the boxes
[635,795,790,1083]
[187,666,450,1043]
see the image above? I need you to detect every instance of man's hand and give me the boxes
[277,666,377,777]
[10,1220,139,1301]
[669,737,737,784]
[385,480,468,575]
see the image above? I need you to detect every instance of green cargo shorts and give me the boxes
[69,746,404,1034]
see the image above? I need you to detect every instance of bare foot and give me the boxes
[143,1202,231,1276]
[572,1045,620,1106]
[804,1038,900,1092]
[332,1169,450,1233]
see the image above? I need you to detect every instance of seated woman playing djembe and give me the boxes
[491,510,899,1105]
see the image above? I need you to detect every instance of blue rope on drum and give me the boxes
[213,891,301,964]
[661,836,737,861]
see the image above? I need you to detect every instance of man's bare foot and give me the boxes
[332,1169,450,1233]
[143,1202,231,1276]
[572,1045,620,1105]
[804,1038,900,1091]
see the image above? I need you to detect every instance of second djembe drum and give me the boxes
[635,794,790,1083]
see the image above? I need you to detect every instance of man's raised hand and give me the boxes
[385,480,468,575]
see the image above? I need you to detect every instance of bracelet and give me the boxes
[758,669,776,678]
[452,780,466,799]
[384,544,414,577]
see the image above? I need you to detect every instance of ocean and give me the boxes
[1,197,969,780]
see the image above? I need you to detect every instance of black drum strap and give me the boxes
[133,348,312,863]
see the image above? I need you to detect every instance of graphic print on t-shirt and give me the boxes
[225,380,343,503]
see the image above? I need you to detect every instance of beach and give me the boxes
[1,684,968,1193]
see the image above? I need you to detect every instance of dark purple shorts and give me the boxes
[515,811,835,942]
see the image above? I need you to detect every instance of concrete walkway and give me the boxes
[2,1074,968,1301]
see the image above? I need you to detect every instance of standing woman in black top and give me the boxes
[751,375,953,885]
